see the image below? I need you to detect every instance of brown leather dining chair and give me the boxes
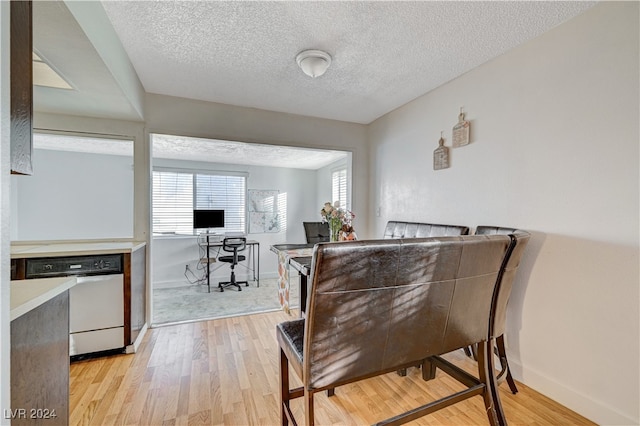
[473,226,530,395]
[383,220,469,238]
[276,236,515,426]
[383,220,470,378]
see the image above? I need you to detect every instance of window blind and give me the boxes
[153,171,193,234]
[332,168,348,209]
[195,174,246,232]
[152,170,246,235]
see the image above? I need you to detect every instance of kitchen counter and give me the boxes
[11,240,146,258]
[11,277,77,321]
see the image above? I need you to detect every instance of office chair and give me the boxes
[218,237,249,292]
[303,222,330,244]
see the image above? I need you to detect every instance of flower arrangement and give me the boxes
[320,201,356,241]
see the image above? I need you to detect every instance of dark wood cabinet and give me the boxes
[11,291,69,425]
[10,0,33,175]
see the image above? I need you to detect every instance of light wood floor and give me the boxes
[70,310,595,425]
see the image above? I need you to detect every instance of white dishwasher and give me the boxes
[25,254,125,358]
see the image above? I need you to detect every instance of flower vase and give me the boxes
[329,221,341,242]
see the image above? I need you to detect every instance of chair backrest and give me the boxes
[222,237,247,254]
[476,226,531,337]
[475,225,518,236]
[383,221,469,238]
[303,222,330,244]
[303,235,512,390]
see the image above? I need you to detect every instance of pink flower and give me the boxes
[320,201,355,228]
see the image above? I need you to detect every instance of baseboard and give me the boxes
[509,358,637,425]
[258,271,278,280]
[125,322,148,354]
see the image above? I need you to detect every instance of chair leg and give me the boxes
[280,349,290,426]
[304,389,315,426]
[397,361,422,377]
[421,358,437,381]
[463,344,479,360]
[477,339,507,426]
[495,334,518,394]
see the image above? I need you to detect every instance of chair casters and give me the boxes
[218,281,242,292]
[219,271,247,292]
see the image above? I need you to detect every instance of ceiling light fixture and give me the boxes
[296,49,332,78]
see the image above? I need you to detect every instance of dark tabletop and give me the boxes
[289,256,312,276]
[269,243,315,254]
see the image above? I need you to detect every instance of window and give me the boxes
[194,174,246,232]
[153,171,193,235]
[332,168,347,209]
[153,170,246,235]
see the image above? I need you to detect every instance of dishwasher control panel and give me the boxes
[25,254,123,278]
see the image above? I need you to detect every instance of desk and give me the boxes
[289,256,312,318]
[270,243,315,313]
[200,237,260,292]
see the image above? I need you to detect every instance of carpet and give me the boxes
[152,277,300,325]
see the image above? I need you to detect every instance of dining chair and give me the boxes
[385,220,470,378]
[473,226,530,395]
[383,220,469,238]
[276,236,514,426]
[303,221,330,244]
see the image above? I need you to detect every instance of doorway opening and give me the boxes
[149,133,352,325]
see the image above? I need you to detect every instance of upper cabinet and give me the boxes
[10,0,33,175]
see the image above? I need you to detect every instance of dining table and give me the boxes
[288,256,312,318]
[269,243,315,314]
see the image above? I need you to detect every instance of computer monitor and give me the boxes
[193,209,225,230]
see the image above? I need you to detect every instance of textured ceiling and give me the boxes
[151,134,348,169]
[32,1,596,167]
[33,132,347,170]
[34,133,134,157]
[101,0,596,124]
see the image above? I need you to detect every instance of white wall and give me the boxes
[11,149,134,240]
[32,113,149,243]
[152,158,319,286]
[368,3,639,424]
